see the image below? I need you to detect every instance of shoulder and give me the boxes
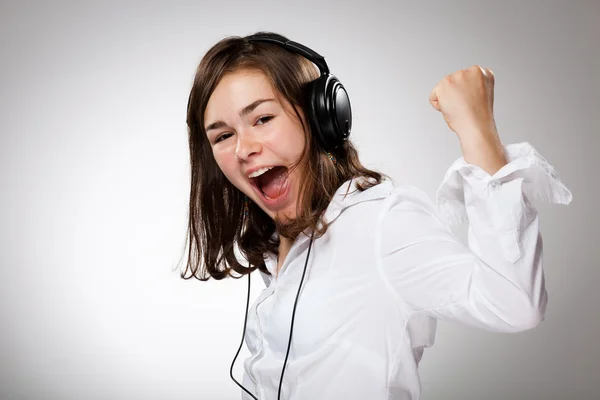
[372,181,448,238]
[387,183,437,214]
[338,176,433,209]
[360,177,437,215]
[325,176,441,227]
[339,177,438,220]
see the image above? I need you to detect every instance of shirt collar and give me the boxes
[262,176,394,277]
[321,176,393,226]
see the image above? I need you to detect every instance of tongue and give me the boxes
[259,166,288,199]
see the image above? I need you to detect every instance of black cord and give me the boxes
[230,231,315,400]
[229,267,258,399]
[277,231,314,399]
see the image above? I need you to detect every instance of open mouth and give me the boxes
[250,166,289,200]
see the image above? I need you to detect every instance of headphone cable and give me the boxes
[230,231,315,400]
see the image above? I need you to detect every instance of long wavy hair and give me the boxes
[179,31,390,281]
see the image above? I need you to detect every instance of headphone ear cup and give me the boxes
[303,77,326,150]
[325,75,352,143]
[304,75,352,152]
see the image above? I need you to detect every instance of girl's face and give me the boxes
[204,69,307,223]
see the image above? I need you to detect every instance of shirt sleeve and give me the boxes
[376,142,573,332]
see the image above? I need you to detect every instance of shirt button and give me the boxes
[489,180,501,191]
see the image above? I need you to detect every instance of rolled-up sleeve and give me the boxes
[376,142,573,332]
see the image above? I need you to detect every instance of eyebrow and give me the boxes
[205,98,275,132]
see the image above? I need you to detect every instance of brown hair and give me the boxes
[179,31,391,281]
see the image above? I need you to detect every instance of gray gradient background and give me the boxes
[0,1,597,399]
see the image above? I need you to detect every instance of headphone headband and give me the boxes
[244,33,351,153]
[246,34,330,75]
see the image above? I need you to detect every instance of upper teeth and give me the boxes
[248,166,274,179]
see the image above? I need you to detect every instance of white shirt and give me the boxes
[239,142,572,400]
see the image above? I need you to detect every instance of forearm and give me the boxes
[458,128,508,176]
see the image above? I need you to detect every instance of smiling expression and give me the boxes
[204,69,308,222]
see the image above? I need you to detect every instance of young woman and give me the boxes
[182,31,572,400]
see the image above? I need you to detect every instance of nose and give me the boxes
[234,128,261,161]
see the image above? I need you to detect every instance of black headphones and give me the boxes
[246,33,352,154]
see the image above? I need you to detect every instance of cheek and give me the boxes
[280,123,307,157]
[213,153,238,182]
[291,134,307,161]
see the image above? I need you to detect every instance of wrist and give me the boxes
[458,130,507,176]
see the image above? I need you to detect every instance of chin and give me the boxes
[275,205,298,223]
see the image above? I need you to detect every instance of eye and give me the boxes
[213,116,274,144]
[214,133,232,144]
[256,115,274,125]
